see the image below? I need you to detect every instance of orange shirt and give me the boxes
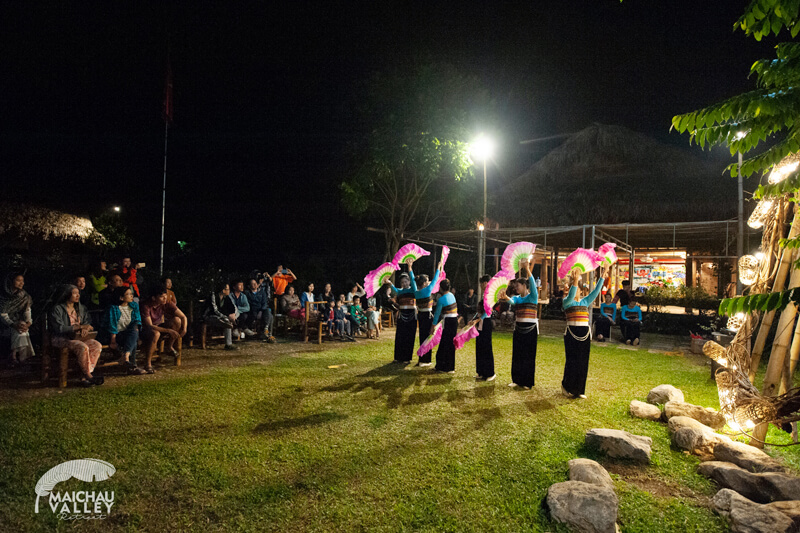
[272,274,293,296]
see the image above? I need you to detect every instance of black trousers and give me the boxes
[596,315,613,339]
[394,309,417,362]
[434,317,459,372]
[563,325,591,396]
[511,323,538,387]
[418,310,433,364]
[622,320,640,341]
[475,317,494,378]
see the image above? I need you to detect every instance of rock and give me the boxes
[713,489,795,533]
[646,384,684,405]
[568,458,614,490]
[547,481,619,533]
[714,440,786,473]
[585,428,652,464]
[667,416,730,456]
[698,461,800,503]
[629,400,661,421]
[768,500,800,522]
[663,401,726,429]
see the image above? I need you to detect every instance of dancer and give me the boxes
[431,279,458,373]
[385,258,416,363]
[505,260,538,389]
[474,274,495,381]
[562,266,609,399]
[410,260,442,367]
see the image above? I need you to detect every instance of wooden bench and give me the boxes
[41,328,182,389]
[381,308,395,328]
[303,301,330,343]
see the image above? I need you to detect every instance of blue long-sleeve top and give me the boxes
[600,303,617,321]
[245,288,269,312]
[563,281,605,310]
[104,302,142,335]
[411,269,441,299]
[432,292,456,324]
[508,275,538,306]
[300,291,315,309]
[387,282,415,296]
[621,304,642,321]
[230,291,250,313]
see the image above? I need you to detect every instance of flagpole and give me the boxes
[160,119,168,276]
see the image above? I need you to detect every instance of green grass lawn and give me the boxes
[1,333,797,532]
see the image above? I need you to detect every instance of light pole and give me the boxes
[472,135,494,291]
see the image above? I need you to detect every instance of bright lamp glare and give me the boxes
[471,136,494,160]
[735,131,747,140]
[113,206,121,212]
[477,222,485,231]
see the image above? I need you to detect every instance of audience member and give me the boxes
[203,283,237,350]
[621,296,642,346]
[364,294,381,339]
[88,260,108,308]
[596,293,616,342]
[98,275,124,309]
[281,285,303,319]
[162,277,177,304]
[612,280,633,307]
[272,265,297,296]
[349,296,367,335]
[333,299,354,341]
[460,288,478,321]
[319,283,335,307]
[49,285,103,387]
[245,278,275,342]
[115,256,140,299]
[0,274,35,365]
[99,286,146,375]
[141,286,187,373]
[74,275,91,307]
[230,280,251,338]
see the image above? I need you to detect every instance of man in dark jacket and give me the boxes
[245,278,275,342]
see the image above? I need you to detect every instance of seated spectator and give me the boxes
[245,278,275,343]
[621,297,642,346]
[74,275,91,307]
[333,299,354,341]
[338,293,360,335]
[364,294,381,339]
[460,288,478,321]
[88,259,108,308]
[319,283,335,307]
[347,282,366,303]
[612,280,633,307]
[203,283,237,351]
[99,286,145,375]
[115,256,140,300]
[349,295,368,334]
[378,285,397,312]
[272,265,297,297]
[161,276,177,304]
[281,285,304,320]
[49,285,103,387]
[230,280,251,338]
[300,282,317,316]
[0,274,35,365]
[98,275,124,309]
[141,286,188,373]
[596,293,616,342]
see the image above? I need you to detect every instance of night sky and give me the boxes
[1,1,773,269]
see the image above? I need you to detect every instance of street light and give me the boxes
[113,206,121,213]
[472,135,494,290]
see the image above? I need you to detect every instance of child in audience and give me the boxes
[349,296,367,335]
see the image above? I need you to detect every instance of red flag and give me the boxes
[163,59,173,123]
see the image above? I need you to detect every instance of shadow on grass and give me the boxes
[253,411,348,433]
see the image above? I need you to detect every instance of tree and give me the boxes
[341,63,492,259]
[671,1,800,446]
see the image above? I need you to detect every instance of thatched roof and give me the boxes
[501,123,738,227]
[0,202,103,244]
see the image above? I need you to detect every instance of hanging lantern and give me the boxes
[715,370,738,423]
[738,255,759,285]
[726,313,746,332]
[747,198,775,229]
[768,153,800,184]
[703,340,728,366]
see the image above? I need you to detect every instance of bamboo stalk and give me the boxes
[749,204,799,381]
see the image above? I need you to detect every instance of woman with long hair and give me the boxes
[562,265,609,399]
[385,258,416,363]
[0,274,35,364]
